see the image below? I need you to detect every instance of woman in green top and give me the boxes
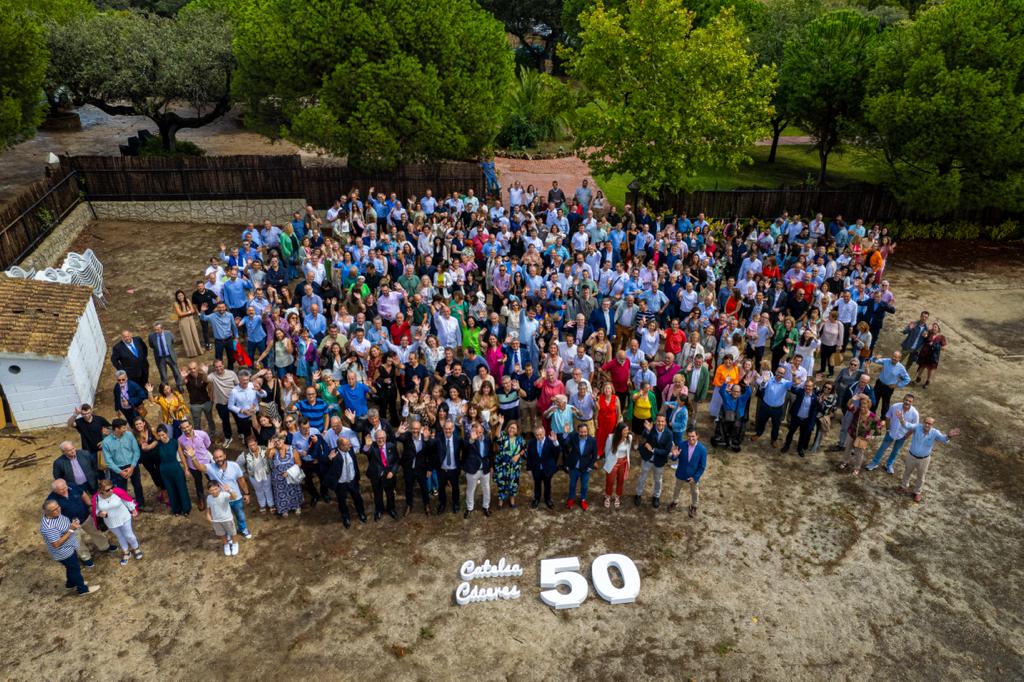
[155,424,191,516]
[462,316,482,356]
[770,315,799,371]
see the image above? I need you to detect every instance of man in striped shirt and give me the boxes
[40,500,99,596]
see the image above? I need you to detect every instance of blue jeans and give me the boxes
[869,434,907,470]
[229,498,249,535]
[568,469,590,500]
[426,470,438,493]
[60,553,88,593]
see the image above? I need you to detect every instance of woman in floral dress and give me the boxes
[493,420,525,508]
[269,437,303,517]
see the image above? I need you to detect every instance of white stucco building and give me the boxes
[0,278,105,430]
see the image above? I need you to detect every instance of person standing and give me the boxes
[111,371,147,424]
[111,330,150,387]
[40,500,99,596]
[527,425,559,510]
[900,311,930,366]
[837,395,882,476]
[184,363,215,435]
[173,289,204,358]
[868,351,911,417]
[155,425,191,516]
[52,441,100,495]
[190,448,253,539]
[206,481,240,557]
[752,367,793,448]
[913,323,947,388]
[324,437,366,527]
[493,420,525,509]
[565,422,597,511]
[237,436,273,514]
[67,404,111,457]
[866,394,919,474]
[47,479,114,566]
[363,429,400,521]
[635,414,678,508]
[269,437,303,517]
[603,423,632,509]
[397,420,432,516]
[898,417,960,503]
[92,479,142,567]
[668,429,707,518]
[177,418,213,511]
[148,322,183,390]
[199,301,238,370]
[436,420,463,514]
[462,422,493,518]
[227,370,265,441]
[780,380,820,457]
[206,360,240,446]
[100,419,146,508]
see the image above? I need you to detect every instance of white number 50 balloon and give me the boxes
[590,553,641,604]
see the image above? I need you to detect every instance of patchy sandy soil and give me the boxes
[0,223,1021,681]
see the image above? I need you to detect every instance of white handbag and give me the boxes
[284,464,306,485]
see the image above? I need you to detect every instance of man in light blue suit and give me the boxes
[668,428,707,518]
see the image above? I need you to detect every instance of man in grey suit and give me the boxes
[52,441,101,494]
[149,322,182,389]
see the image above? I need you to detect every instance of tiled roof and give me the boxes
[0,278,93,357]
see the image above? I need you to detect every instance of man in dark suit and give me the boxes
[526,425,559,509]
[435,419,462,514]
[482,312,507,346]
[148,322,182,390]
[586,298,616,340]
[635,414,678,508]
[324,438,366,527]
[765,280,788,325]
[111,330,149,386]
[502,338,529,377]
[462,422,492,518]
[398,420,433,516]
[362,429,400,521]
[669,428,708,517]
[111,371,147,423]
[52,441,100,494]
[564,422,598,510]
[781,380,821,457]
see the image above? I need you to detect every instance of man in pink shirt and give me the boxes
[534,368,566,433]
[601,350,632,407]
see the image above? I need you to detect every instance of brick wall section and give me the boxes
[90,199,306,226]
[19,203,94,270]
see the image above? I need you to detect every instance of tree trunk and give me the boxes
[817,145,829,187]
[767,118,785,164]
[157,121,178,152]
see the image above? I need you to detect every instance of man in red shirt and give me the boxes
[534,368,566,433]
[662,319,686,357]
[601,350,632,408]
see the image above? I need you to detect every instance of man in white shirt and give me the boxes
[227,371,265,441]
[190,447,252,539]
[832,290,860,351]
[866,394,919,474]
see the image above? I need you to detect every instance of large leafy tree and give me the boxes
[233,0,513,171]
[562,0,775,193]
[747,0,825,162]
[0,6,49,149]
[781,9,879,186]
[47,5,234,151]
[479,0,565,71]
[865,0,1024,215]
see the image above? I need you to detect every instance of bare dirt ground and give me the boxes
[0,222,1021,681]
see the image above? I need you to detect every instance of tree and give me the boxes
[865,0,1024,215]
[562,0,775,193]
[47,6,234,151]
[233,0,513,170]
[0,7,48,149]
[747,0,825,162]
[780,9,879,185]
[480,0,566,72]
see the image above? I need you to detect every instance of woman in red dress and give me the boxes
[595,382,621,460]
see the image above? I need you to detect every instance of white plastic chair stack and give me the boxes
[3,251,107,305]
[4,265,35,279]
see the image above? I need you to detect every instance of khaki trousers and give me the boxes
[76,516,110,561]
[901,454,931,494]
[671,478,699,508]
[465,471,491,511]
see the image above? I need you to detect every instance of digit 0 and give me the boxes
[590,553,640,604]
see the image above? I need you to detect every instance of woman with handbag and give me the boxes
[93,479,143,567]
[269,437,304,517]
[852,321,873,370]
[837,394,881,476]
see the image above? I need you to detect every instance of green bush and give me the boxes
[496,113,539,150]
[497,69,572,150]
[138,136,206,157]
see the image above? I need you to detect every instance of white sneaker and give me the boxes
[230,541,239,556]
[242,531,252,539]
[222,437,234,447]
[223,544,232,556]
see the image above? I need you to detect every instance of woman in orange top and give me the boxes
[708,354,740,419]
[661,319,686,357]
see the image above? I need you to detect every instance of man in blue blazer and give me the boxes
[586,298,616,341]
[526,425,560,509]
[669,428,707,518]
[564,423,598,510]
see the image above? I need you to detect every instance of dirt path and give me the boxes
[492,154,601,206]
[0,220,1020,680]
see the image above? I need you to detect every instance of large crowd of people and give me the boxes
[41,179,962,596]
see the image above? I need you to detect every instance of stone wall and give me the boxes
[19,203,94,270]
[90,198,306,226]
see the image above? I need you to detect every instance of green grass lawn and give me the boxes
[597,144,887,207]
